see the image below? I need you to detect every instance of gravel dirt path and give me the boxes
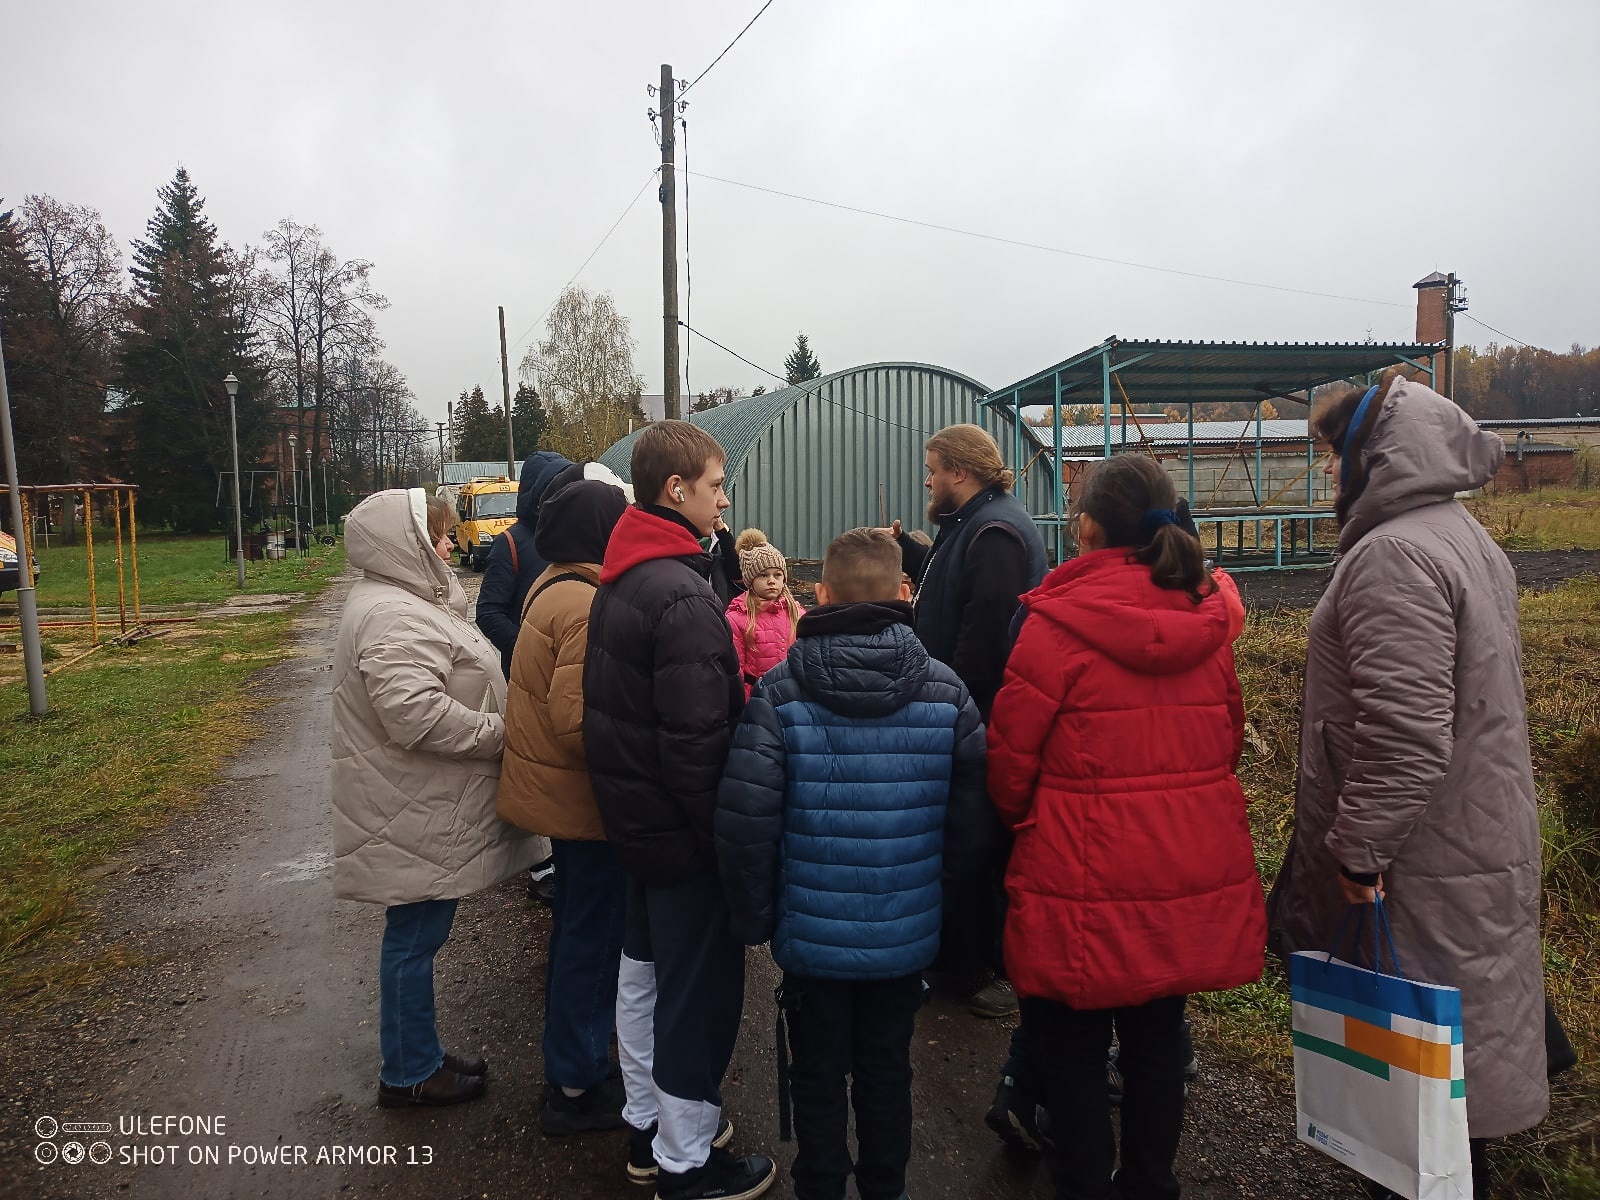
[0,569,1368,1200]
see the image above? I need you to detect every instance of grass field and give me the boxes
[1469,485,1600,551]
[9,531,346,610]
[0,539,346,1002]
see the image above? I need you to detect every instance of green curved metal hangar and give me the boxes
[598,362,1046,560]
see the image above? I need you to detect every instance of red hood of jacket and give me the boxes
[1022,548,1230,675]
[600,505,706,584]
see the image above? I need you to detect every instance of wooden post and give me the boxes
[500,306,516,475]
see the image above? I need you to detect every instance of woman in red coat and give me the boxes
[987,455,1265,1200]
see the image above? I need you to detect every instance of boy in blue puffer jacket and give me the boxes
[715,527,988,1200]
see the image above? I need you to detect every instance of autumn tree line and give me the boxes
[0,168,445,536]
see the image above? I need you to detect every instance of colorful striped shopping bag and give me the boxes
[1289,899,1472,1199]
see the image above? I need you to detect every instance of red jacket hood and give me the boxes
[600,505,706,584]
[1022,548,1229,676]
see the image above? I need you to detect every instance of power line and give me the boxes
[684,169,1411,310]
[508,170,660,355]
[1461,313,1535,349]
[678,320,945,437]
[679,0,776,97]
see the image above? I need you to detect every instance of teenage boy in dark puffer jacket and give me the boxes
[584,420,774,1200]
[716,527,989,1200]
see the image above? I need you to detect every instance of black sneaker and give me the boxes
[984,1074,1045,1153]
[628,1119,734,1186]
[655,1146,774,1200]
[527,858,556,906]
[968,975,1018,1018]
[540,1077,627,1136]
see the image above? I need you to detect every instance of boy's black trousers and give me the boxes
[780,971,923,1200]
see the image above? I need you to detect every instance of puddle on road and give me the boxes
[260,851,332,883]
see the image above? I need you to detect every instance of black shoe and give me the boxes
[655,1145,774,1200]
[628,1118,734,1185]
[377,1065,485,1108]
[444,1050,487,1076]
[1181,1017,1199,1082]
[984,1074,1045,1153]
[528,859,556,906]
[967,974,1018,1018]
[541,1077,627,1135]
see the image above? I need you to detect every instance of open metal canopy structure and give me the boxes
[981,337,1443,566]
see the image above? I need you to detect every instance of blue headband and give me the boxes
[1340,385,1380,492]
[1140,509,1177,540]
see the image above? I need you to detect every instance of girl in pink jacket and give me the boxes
[725,528,804,696]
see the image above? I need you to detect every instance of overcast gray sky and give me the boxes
[5,0,1597,424]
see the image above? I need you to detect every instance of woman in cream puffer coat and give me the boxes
[331,488,546,1108]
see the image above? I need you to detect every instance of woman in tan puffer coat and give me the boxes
[497,478,634,1134]
[331,489,545,1108]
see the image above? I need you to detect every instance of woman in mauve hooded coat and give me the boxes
[332,488,545,1107]
[1269,372,1548,1182]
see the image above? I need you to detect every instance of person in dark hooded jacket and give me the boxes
[583,420,774,1200]
[476,450,575,678]
[716,526,988,1200]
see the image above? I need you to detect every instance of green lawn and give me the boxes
[0,543,348,1003]
[13,532,345,609]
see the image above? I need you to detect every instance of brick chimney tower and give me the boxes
[1414,271,1449,343]
[1414,271,1462,399]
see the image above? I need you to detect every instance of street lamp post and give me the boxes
[224,373,246,590]
[287,433,301,556]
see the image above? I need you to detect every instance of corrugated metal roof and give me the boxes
[441,461,520,484]
[600,363,993,486]
[596,362,1043,559]
[1024,419,1314,452]
[1477,417,1600,428]
[598,385,804,485]
[985,338,1442,410]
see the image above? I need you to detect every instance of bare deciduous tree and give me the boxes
[519,285,644,461]
[261,219,388,488]
[11,194,125,537]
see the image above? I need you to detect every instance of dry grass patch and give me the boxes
[1195,577,1600,1195]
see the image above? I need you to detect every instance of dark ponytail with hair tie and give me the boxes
[1076,456,1209,603]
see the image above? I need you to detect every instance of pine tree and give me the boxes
[783,332,821,385]
[453,385,505,461]
[119,168,271,531]
[511,382,546,456]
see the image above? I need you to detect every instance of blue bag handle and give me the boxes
[1325,895,1403,977]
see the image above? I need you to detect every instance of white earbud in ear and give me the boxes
[674,486,686,502]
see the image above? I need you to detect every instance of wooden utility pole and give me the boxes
[499,306,517,475]
[436,422,447,479]
[660,64,682,420]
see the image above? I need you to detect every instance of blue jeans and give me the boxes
[379,898,459,1087]
[544,839,627,1089]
